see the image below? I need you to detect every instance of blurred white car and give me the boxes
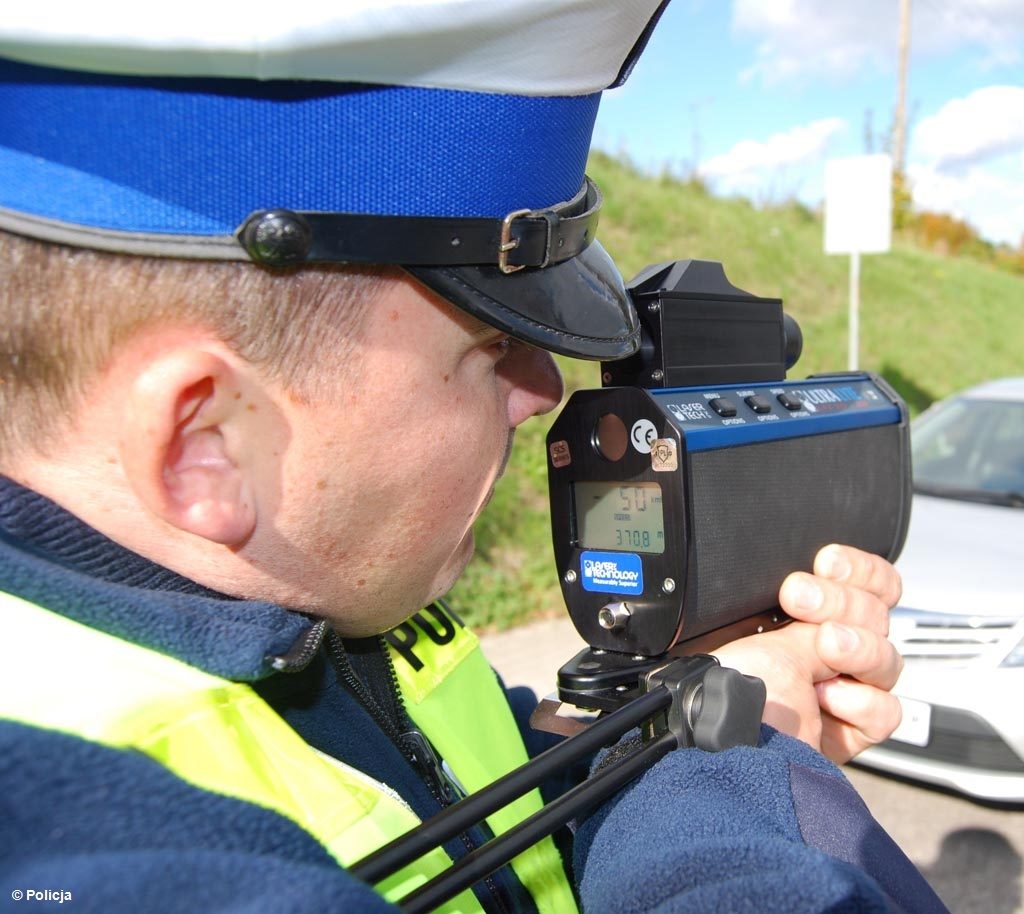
[855,377,1024,802]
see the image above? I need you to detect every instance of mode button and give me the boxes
[709,397,737,417]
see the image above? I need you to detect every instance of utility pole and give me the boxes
[892,0,912,175]
[688,97,712,181]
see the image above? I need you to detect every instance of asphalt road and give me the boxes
[480,617,1024,914]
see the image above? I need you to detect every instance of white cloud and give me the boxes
[908,162,1024,247]
[906,86,1024,244]
[913,86,1024,170]
[698,117,847,199]
[733,0,1024,84]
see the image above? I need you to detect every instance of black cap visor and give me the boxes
[406,240,640,361]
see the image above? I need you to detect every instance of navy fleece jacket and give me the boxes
[0,479,948,914]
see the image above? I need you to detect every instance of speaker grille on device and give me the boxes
[685,425,906,638]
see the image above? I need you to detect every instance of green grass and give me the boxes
[447,151,1024,631]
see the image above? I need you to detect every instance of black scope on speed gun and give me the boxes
[546,260,912,713]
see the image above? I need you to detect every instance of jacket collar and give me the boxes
[0,476,322,680]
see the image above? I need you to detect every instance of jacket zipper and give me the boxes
[325,628,457,803]
[325,627,513,914]
[268,619,327,672]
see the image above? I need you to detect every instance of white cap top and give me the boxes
[0,0,664,96]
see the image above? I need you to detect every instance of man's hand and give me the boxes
[711,544,903,764]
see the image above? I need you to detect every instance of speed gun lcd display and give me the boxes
[574,482,665,554]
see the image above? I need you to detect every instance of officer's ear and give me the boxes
[118,344,270,546]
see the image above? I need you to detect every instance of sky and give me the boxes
[593,0,1024,247]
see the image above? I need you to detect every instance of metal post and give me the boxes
[892,0,912,177]
[848,251,861,371]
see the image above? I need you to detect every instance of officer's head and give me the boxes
[0,2,666,629]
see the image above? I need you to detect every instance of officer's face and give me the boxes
[267,273,564,634]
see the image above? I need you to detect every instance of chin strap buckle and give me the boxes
[497,208,533,274]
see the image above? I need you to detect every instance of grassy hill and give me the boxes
[446,151,1024,631]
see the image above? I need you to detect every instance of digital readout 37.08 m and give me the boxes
[573,482,665,555]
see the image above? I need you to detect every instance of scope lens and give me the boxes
[594,413,628,461]
[783,313,803,369]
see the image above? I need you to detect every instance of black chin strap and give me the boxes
[236,177,601,271]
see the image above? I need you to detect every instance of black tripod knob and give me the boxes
[644,655,766,752]
[689,665,766,751]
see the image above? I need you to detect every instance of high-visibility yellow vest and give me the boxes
[0,592,578,914]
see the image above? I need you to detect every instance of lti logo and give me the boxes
[580,551,644,596]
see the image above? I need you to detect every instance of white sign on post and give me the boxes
[824,154,893,370]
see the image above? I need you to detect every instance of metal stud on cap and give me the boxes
[239,210,313,265]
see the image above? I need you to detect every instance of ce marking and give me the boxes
[630,419,658,454]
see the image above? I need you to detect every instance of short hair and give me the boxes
[0,230,396,459]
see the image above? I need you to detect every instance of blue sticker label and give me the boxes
[580,551,644,596]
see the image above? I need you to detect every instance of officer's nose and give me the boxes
[504,345,564,428]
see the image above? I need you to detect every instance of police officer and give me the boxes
[0,4,946,913]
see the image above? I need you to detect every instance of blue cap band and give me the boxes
[0,59,601,238]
